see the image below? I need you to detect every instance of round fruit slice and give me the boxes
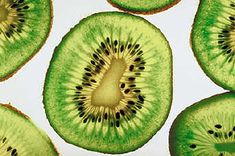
[0,0,52,81]
[191,0,235,91]
[43,12,172,154]
[169,92,235,156]
[0,104,58,155]
[107,0,180,14]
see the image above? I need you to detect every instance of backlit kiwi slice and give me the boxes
[0,104,58,155]
[169,92,235,156]
[0,0,52,81]
[191,0,235,91]
[107,0,181,14]
[43,12,172,154]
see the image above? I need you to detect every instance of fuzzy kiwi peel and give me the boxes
[0,104,59,156]
[169,92,235,156]
[0,0,52,82]
[191,0,235,91]
[43,11,172,154]
[107,0,181,14]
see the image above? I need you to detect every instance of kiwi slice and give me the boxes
[0,0,52,81]
[0,104,58,155]
[169,92,235,156]
[107,0,181,14]
[43,12,172,153]
[191,0,235,91]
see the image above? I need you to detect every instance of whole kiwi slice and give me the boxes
[43,12,172,154]
[169,92,235,156]
[0,104,59,155]
[191,0,235,91]
[107,0,181,14]
[0,0,52,81]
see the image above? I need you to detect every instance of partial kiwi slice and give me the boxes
[0,104,58,155]
[44,12,172,153]
[169,92,235,156]
[0,0,52,81]
[107,0,180,14]
[191,0,235,91]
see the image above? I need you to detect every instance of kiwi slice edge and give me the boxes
[0,103,59,156]
[191,0,235,91]
[169,92,235,156]
[43,11,173,154]
[107,0,181,15]
[0,0,53,82]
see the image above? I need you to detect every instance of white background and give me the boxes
[0,0,226,155]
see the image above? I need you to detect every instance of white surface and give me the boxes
[0,0,225,156]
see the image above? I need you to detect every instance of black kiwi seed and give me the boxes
[129,65,134,71]
[7,146,12,151]
[104,49,110,55]
[99,60,105,65]
[229,16,235,21]
[134,89,141,93]
[207,130,214,134]
[134,57,141,62]
[23,6,29,9]
[215,124,222,129]
[124,89,130,94]
[138,95,144,102]
[228,131,233,137]
[120,83,125,89]
[114,40,118,46]
[131,109,137,114]
[116,121,120,127]
[130,84,136,87]
[233,126,235,131]
[135,44,140,49]
[214,132,219,137]
[11,149,17,155]
[106,37,110,43]
[120,110,125,116]
[91,79,96,83]
[128,101,135,105]
[189,144,196,149]
[104,113,108,120]
[76,86,83,90]
[93,54,99,60]
[79,112,85,117]
[116,112,120,119]
[2,137,6,143]
[120,45,124,52]
[128,77,135,81]
[218,40,224,44]
[226,49,232,54]
[222,45,228,49]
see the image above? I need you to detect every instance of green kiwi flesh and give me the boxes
[107,0,181,14]
[43,12,172,154]
[169,92,235,156]
[191,0,235,91]
[0,0,52,81]
[0,104,58,156]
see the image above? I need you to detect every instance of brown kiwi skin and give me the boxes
[0,103,60,155]
[42,12,174,154]
[107,0,181,15]
[0,0,53,82]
